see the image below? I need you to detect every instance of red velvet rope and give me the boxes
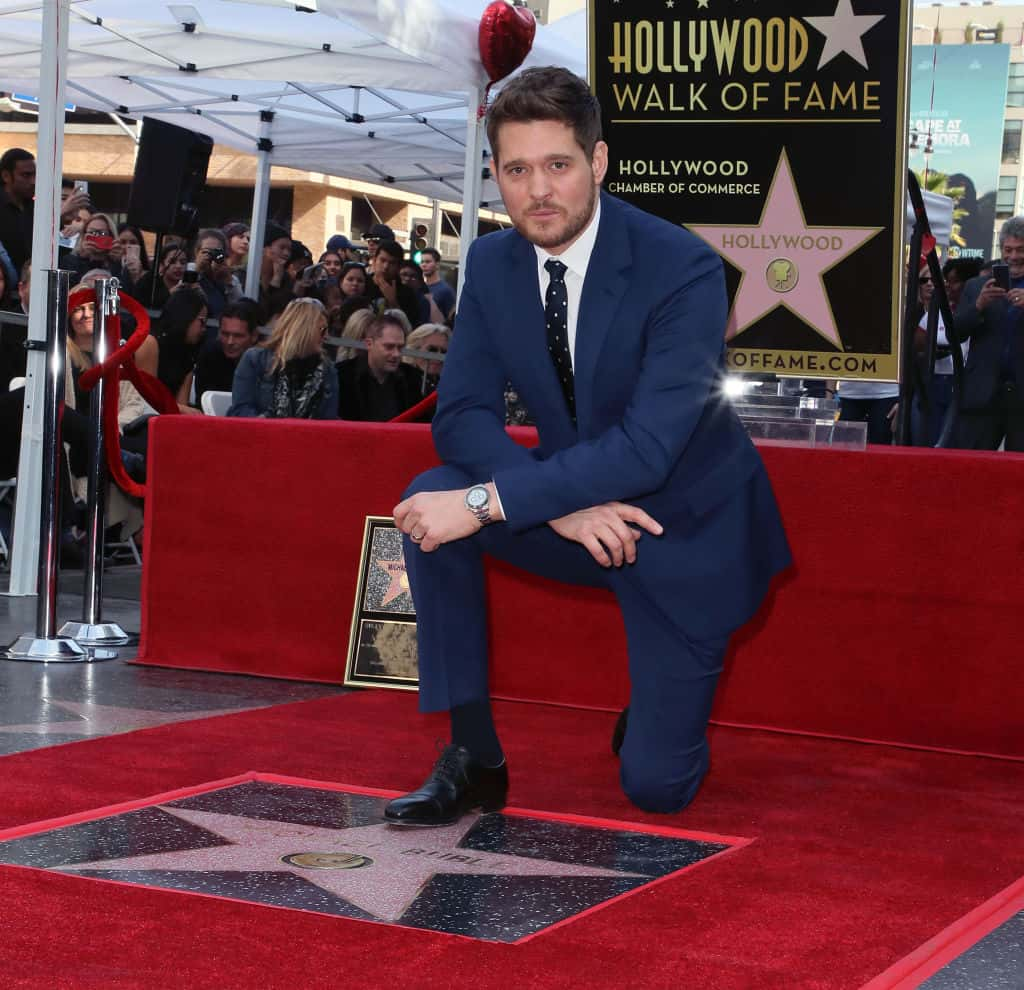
[71,286,178,499]
[389,390,437,423]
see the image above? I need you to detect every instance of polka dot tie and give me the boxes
[544,259,576,425]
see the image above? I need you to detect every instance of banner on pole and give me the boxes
[909,44,1011,263]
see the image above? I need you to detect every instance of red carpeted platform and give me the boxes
[0,691,1021,989]
[138,418,1024,758]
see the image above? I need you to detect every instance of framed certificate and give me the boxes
[344,516,419,691]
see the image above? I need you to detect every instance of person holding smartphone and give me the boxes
[64,212,133,288]
[954,216,1024,451]
[114,224,150,284]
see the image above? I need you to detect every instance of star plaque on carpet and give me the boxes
[0,774,748,943]
[345,517,419,692]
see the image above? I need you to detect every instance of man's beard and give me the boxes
[514,183,597,250]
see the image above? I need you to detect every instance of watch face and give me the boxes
[467,486,488,509]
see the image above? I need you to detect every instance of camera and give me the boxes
[992,263,1010,291]
[182,263,199,284]
[208,248,227,264]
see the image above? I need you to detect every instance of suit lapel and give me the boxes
[574,193,632,434]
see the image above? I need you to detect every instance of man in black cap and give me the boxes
[326,234,358,264]
[364,222,394,276]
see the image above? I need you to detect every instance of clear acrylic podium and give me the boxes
[726,377,868,449]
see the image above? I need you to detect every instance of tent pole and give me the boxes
[9,0,71,596]
[245,110,274,302]
[456,86,485,303]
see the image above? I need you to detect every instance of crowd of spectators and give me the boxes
[0,145,465,561]
[0,145,458,426]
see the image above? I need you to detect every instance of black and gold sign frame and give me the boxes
[344,516,419,692]
[590,0,910,381]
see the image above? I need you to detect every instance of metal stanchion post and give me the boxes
[5,270,116,662]
[60,277,128,646]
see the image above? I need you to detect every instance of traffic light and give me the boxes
[410,218,432,264]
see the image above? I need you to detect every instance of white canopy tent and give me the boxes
[0,0,587,595]
[0,0,586,205]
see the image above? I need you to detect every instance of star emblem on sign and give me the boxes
[374,557,409,606]
[804,0,885,71]
[688,150,882,347]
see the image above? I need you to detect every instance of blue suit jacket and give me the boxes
[433,192,790,638]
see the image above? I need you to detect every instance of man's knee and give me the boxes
[620,742,709,814]
[403,465,472,500]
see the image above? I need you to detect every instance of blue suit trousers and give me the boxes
[403,465,728,814]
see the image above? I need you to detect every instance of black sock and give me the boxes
[450,701,504,767]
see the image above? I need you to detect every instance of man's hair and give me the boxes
[221,298,261,334]
[376,240,404,262]
[195,228,227,253]
[420,247,441,263]
[264,221,291,247]
[365,313,408,341]
[0,148,33,179]
[400,260,424,279]
[486,67,602,162]
[999,216,1024,248]
[942,258,981,282]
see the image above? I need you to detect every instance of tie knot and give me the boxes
[545,259,567,283]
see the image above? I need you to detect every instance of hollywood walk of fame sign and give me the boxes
[590,0,910,380]
[0,775,748,942]
[345,517,419,693]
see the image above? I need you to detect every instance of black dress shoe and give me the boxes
[383,744,509,827]
[611,706,629,756]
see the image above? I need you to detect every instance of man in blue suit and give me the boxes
[386,67,790,825]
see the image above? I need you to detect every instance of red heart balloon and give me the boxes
[479,0,537,85]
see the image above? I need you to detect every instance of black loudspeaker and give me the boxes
[126,117,213,237]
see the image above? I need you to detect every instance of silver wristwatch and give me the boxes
[464,484,492,525]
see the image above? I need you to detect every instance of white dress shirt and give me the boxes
[533,200,602,367]
[489,201,602,520]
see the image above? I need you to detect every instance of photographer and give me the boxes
[194,228,242,321]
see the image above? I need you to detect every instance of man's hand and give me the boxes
[977,279,1007,311]
[374,271,399,307]
[394,485,503,552]
[548,502,663,567]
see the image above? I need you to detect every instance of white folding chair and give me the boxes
[200,390,233,416]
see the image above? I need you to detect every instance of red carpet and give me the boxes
[1,689,1022,989]
[138,418,1024,757]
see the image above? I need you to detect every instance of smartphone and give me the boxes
[182,262,199,284]
[84,231,115,252]
[993,263,1011,291]
[73,178,89,195]
[302,263,324,282]
[125,243,140,264]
